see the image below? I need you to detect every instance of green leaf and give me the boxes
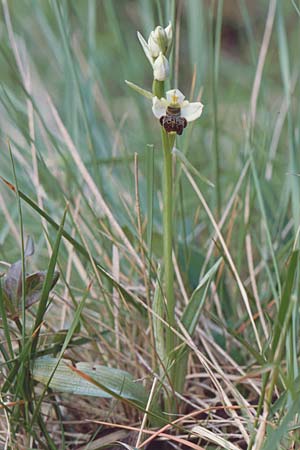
[31,208,67,355]
[32,357,148,403]
[152,265,165,370]
[270,251,299,360]
[181,258,222,336]
[262,397,300,450]
[125,80,153,99]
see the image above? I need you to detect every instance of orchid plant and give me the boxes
[127,22,203,412]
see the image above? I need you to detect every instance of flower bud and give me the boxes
[137,23,173,72]
[153,52,169,81]
[148,31,161,58]
[149,23,173,58]
[154,26,168,52]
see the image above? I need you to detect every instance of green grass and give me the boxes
[0,1,300,449]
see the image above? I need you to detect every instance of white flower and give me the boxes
[137,22,173,66]
[153,88,204,123]
[153,52,169,81]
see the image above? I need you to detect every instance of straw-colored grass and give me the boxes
[0,1,300,449]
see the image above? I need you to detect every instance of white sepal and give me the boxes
[181,101,204,122]
[165,22,173,48]
[152,96,168,118]
[166,89,185,105]
[137,31,154,66]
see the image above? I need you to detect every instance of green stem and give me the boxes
[153,79,165,99]
[162,129,176,412]
[162,130,176,353]
[152,80,177,410]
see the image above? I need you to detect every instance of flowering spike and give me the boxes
[137,23,173,81]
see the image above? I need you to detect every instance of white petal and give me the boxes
[137,31,154,66]
[181,102,204,122]
[166,89,185,105]
[153,53,169,81]
[152,96,168,118]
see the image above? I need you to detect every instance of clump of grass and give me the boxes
[0,1,300,449]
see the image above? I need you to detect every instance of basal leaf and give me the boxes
[32,357,148,403]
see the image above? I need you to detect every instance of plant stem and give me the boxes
[152,80,177,408]
[162,129,177,413]
[162,129,176,355]
[153,80,164,99]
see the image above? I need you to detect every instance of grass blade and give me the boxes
[0,176,144,314]
[181,258,222,336]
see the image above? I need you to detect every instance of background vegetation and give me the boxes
[0,1,300,449]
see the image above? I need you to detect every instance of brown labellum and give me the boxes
[160,115,187,135]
